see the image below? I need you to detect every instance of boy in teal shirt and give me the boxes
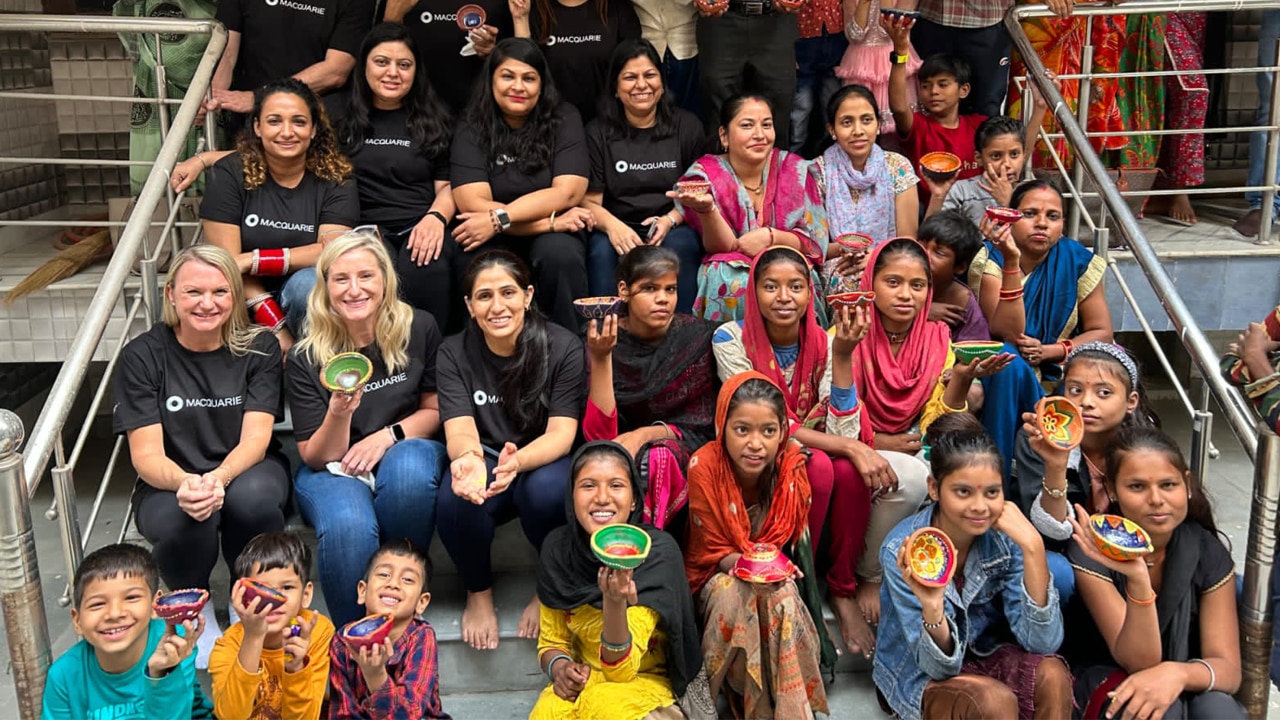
[42,543,213,719]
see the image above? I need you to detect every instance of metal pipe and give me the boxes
[1068,41,1094,240]
[51,439,83,603]
[1005,10,1260,463]
[1189,409,1213,491]
[0,91,182,104]
[22,20,227,495]
[0,15,219,32]
[0,410,51,720]
[1261,41,1280,246]
[1013,0,1280,20]
[1239,426,1280,717]
[1105,262,1196,417]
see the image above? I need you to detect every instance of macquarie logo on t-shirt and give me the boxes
[613,159,679,174]
[366,137,412,148]
[264,0,326,14]
[472,389,501,406]
[364,373,409,394]
[244,214,315,233]
[494,154,517,166]
[166,394,244,412]
[546,34,601,46]
[419,10,458,23]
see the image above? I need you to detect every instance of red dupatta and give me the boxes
[741,247,830,425]
[848,240,952,435]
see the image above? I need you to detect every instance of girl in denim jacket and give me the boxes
[873,427,1072,720]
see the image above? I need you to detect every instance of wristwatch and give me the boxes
[890,50,910,65]
[387,423,406,443]
[493,207,512,232]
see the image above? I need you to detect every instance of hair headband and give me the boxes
[1066,341,1138,388]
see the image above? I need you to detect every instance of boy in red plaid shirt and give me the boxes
[328,539,450,719]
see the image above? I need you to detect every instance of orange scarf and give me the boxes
[684,371,813,594]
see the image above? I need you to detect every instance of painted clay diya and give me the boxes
[573,296,623,320]
[321,352,373,394]
[952,340,1005,365]
[153,588,209,625]
[456,4,486,30]
[674,180,711,198]
[828,291,875,311]
[985,206,1022,225]
[880,7,920,21]
[1035,396,1085,450]
[834,233,874,254]
[907,527,957,588]
[237,578,287,614]
[1089,514,1154,561]
[341,613,395,651]
[731,542,798,584]
[590,523,652,571]
[919,152,961,185]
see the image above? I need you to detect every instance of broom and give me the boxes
[5,230,114,305]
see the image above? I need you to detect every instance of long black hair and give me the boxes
[723,377,788,533]
[1010,178,1063,210]
[1104,426,1221,540]
[597,39,678,141]
[463,250,550,434]
[464,38,564,176]
[929,427,1004,483]
[872,236,933,290]
[334,23,452,162]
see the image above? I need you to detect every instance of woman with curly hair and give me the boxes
[449,38,592,330]
[192,77,359,352]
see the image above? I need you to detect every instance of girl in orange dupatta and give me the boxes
[685,371,830,719]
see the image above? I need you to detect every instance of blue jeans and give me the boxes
[436,454,571,592]
[1248,9,1280,216]
[663,49,702,118]
[1046,550,1075,608]
[791,29,848,154]
[587,226,703,314]
[276,267,317,337]
[293,438,446,625]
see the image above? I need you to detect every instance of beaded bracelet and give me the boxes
[922,616,945,630]
[600,633,632,653]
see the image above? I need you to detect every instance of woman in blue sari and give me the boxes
[978,180,1112,476]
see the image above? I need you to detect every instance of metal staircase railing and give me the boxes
[1007,3,1280,715]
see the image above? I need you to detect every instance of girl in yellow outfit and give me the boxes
[533,441,715,720]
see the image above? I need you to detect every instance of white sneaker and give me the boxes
[195,601,222,670]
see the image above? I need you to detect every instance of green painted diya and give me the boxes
[952,341,1004,365]
[321,352,373,393]
[590,523,652,570]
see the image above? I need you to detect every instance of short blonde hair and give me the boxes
[163,245,266,356]
[296,230,414,373]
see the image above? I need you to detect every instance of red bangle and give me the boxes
[1003,266,1022,275]
[1059,339,1075,358]
[998,288,1025,301]
[253,248,288,276]
[252,297,286,331]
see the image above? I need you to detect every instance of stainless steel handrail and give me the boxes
[0,14,227,498]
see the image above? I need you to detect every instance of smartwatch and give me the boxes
[493,207,512,232]
[388,423,406,443]
[890,51,910,66]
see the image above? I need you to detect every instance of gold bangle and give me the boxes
[548,211,557,232]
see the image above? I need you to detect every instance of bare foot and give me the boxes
[462,589,499,650]
[831,594,875,659]
[517,594,541,639]
[1146,194,1198,224]
[855,581,881,625]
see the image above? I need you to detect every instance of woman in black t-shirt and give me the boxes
[436,250,584,651]
[331,23,463,333]
[450,38,592,331]
[173,78,359,353]
[585,39,705,314]
[114,245,289,656]
[287,230,449,626]
[511,0,641,123]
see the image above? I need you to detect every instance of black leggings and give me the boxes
[133,453,291,591]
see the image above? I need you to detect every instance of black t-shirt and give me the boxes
[327,100,451,228]
[287,310,443,444]
[450,104,589,204]
[436,322,584,448]
[217,0,372,92]
[401,0,514,114]
[585,109,705,225]
[113,323,283,475]
[530,2,640,123]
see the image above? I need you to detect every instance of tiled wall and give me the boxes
[0,21,59,221]
[0,290,146,363]
[49,34,132,203]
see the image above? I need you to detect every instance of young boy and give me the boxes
[42,543,211,720]
[919,210,990,343]
[209,532,333,720]
[936,115,1030,223]
[328,539,450,719]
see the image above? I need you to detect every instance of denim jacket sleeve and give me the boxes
[999,538,1064,655]
[881,540,965,680]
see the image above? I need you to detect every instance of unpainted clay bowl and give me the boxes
[908,527,957,588]
[919,152,962,185]
[573,296,623,320]
[238,578,287,614]
[321,352,373,394]
[985,206,1022,225]
[834,233,874,254]
[1036,396,1085,450]
[952,340,1005,365]
[731,542,797,584]
[341,613,394,650]
[1089,514,1154,561]
[590,523,652,571]
[153,588,209,625]
[828,291,875,311]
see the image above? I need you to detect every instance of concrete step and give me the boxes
[423,571,544,693]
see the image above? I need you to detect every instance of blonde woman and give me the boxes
[286,230,448,626]
[114,244,289,667]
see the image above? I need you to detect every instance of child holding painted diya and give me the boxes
[875,427,1071,720]
[1065,427,1244,719]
